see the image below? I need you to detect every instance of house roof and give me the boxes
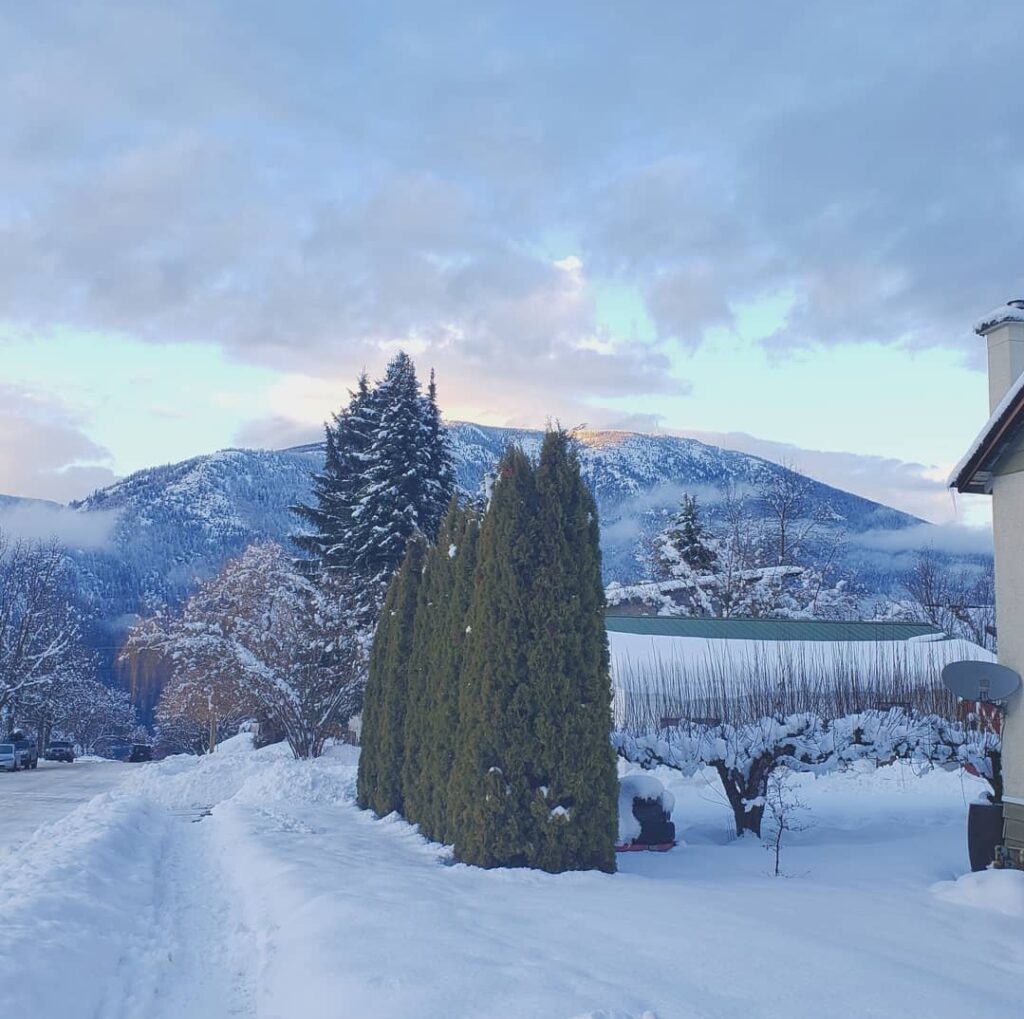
[949,368,1024,495]
[604,615,945,642]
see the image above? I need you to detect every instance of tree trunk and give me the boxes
[716,760,770,838]
[209,712,217,754]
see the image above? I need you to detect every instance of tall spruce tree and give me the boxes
[293,354,453,618]
[447,447,539,867]
[526,430,618,873]
[422,370,457,540]
[356,535,427,816]
[292,372,376,572]
[349,353,454,607]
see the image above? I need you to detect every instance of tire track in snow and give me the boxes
[94,811,258,1019]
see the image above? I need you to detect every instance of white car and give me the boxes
[0,744,17,772]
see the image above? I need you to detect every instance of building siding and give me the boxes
[992,461,1024,805]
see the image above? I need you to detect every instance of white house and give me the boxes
[950,299,1024,866]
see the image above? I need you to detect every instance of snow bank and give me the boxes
[118,737,360,810]
[932,868,1024,918]
[1,791,172,1014]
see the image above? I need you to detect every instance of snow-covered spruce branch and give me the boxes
[612,710,1000,837]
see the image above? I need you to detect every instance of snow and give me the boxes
[0,759,128,850]
[932,868,1024,918]
[617,773,675,843]
[974,300,1024,335]
[948,364,1024,487]
[3,739,1022,1018]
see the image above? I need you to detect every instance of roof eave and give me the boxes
[950,382,1024,495]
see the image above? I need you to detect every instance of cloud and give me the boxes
[0,385,117,501]
[3,1,1021,394]
[665,427,966,524]
[0,502,120,550]
[234,415,323,451]
[852,522,992,558]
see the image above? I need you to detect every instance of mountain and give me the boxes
[0,421,972,677]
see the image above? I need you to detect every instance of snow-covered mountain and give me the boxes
[0,421,974,669]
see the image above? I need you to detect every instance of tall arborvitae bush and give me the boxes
[399,510,452,830]
[424,504,480,842]
[448,448,539,867]
[526,431,618,873]
[356,536,427,816]
[360,434,616,873]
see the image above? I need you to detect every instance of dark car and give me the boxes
[128,743,153,763]
[44,740,75,763]
[13,739,38,770]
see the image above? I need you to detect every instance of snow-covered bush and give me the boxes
[613,709,1000,837]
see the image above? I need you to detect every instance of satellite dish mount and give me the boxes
[941,660,1022,703]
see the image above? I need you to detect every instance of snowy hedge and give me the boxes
[613,709,1000,837]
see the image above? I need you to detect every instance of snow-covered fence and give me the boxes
[613,709,1000,837]
[612,637,974,733]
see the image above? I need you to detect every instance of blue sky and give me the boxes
[1,1,1018,531]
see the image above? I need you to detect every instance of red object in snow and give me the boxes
[959,700,1002,780]
[615,841,676,853]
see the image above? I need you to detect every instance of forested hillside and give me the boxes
[0,422,986,696]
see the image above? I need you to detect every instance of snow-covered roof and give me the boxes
[606,615,944,642]
[949,367,1024,494]
[974,300,1024,335]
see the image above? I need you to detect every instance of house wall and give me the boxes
[992,459,1024,848]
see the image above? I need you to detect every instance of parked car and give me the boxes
[128,743,153,763]
[44,740,75,763]
[0,744,18,772]
[13,739,38,770]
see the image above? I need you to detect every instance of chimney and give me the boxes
[976,300,1024,413]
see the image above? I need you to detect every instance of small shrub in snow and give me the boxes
[763,768,810,876]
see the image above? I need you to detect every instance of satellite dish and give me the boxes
[942,660,1021,703]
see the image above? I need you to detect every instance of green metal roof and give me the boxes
[604,615,945,642]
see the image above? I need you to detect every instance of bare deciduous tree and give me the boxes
[904,549,996,652]
[127,542,368,758]
[764,768,810,875]
[0,534,88,738]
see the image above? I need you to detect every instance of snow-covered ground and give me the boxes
[0,758,128,849]
[2,737,1022,1019]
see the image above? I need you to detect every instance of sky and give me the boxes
[2,1,1022,532]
